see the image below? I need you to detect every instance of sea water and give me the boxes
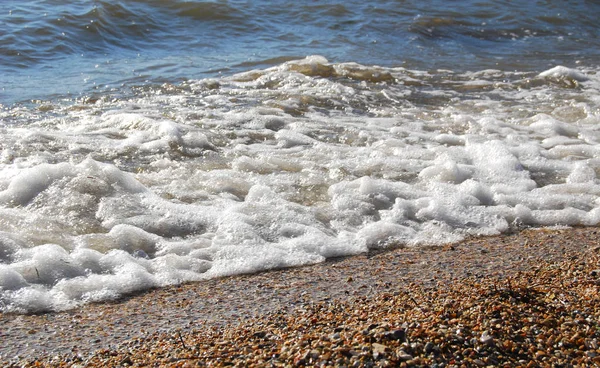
[1,0,600,312]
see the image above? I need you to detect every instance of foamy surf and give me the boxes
[1,57,600,312]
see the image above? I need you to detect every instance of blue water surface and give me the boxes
[1,0,599,104]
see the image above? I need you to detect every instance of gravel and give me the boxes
[2,226,600,367]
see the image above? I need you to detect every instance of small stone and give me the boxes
[367,323,379,330]
[372,343,389,352]
[253,331,267,338]
[293,355,306,366]
[305,349,320,361]
[299,350,317,364]
[396,350,413,361]
[480,331,494,346]
[372,343,389,359]
[424,342,436,354]
[383,329,406,342]
[540,318,557,327]
[535,351,547,359]
[473,359,485,366]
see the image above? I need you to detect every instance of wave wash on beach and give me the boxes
[0,57,599,312]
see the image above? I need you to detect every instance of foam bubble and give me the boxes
[567,162,597,184]
[0,232,24,263]
[0,265,28,291]
[0,163,75,206]
[418,158,473,184]
[538,66,590,82]
[107,224,160,256]
[357,222,417,249]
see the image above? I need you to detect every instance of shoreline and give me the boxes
[2,226,600,366]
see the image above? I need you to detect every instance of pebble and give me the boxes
[397,351,413,361]
[424,342,436,354]
[480,330,494,346]
[383,329,406,341]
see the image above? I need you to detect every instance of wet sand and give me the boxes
[2,226,600,367]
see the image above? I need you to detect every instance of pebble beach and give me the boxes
[2,226,600,367]
[2,1,600,366]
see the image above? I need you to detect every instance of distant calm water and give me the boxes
[2,0,600,103]
[1,1,600,313]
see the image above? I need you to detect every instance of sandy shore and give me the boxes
[2,226,600,367]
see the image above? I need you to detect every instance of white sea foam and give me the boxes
[538,65,590,82]
[1,57,600,312]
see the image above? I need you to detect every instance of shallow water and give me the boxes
[1,1,600,312]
